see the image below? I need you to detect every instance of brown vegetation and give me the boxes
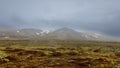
[0,40,120,68]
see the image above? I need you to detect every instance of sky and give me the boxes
[0,0,120,37]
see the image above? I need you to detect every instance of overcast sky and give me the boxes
[0,0,120,36]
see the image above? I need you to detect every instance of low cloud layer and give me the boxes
[0,0,120,37]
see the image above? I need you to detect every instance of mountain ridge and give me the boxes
[0,28,119,41]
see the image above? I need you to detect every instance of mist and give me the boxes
[0,0,120,37]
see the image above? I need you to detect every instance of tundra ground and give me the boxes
[0,40,120,68]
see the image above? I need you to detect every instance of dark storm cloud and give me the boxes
[0,0,120,36]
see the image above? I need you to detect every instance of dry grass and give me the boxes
[0,40,120,68]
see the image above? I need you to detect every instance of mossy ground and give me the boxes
[0,40,120,68]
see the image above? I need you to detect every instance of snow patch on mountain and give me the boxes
[75,30,102,39]
[17,30,20,33]
[41,30,50,34]
[36,32,40,35]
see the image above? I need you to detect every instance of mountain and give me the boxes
[0,28,54,39]
[0,27,119,41]
[18,28,42,36]
[41,27,120,41]
[41,27,103,40]
[0,28,49,39]
[0,29,22,39]
[41,27,85,40]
